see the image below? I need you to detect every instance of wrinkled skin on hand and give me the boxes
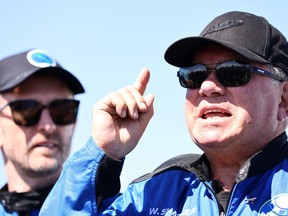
[92,68,155,160]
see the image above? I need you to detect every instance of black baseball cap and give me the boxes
[0,49,85,94]
[164,11,288,74]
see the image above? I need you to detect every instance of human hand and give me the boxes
[92,68,154,159]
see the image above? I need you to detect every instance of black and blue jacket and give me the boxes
[39,133,288,216]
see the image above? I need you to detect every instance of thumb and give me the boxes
[144,93,155,110]
[139,93,155,125]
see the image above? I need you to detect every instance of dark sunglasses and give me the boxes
[0,99,79,126]
[177,60,284,89]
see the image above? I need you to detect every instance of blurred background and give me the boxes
[0,1,287,191]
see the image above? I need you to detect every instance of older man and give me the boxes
[40,11,288,215]
[0,49,84,215]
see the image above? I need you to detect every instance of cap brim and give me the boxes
[0,67,85,94]
[38,67,85,94]
[164,36,270,67]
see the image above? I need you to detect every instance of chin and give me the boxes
[26,164,61,178]
[28,159,62,176]
[192,131,228,147]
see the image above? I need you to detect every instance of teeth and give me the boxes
[202,109,230,119]
[204,110,223,115]
[206,116,220,119]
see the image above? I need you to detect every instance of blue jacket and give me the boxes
[39,133,288,216]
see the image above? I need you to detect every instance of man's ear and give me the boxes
[278,82,288,121]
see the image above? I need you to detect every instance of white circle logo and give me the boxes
[26,49,57,68]
[259,194,288,215]
[271,194,288,215]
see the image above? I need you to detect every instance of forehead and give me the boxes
[1,73,73,101]
[192,45,249,63]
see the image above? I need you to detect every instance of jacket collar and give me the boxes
[0,184,53,213]
[236,132,288,182]
[192,132,288,182]
[132,133,288,184]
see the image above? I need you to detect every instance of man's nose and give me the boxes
[198,72,226,97]
[36,109,56,132]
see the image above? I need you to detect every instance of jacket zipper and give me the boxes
[202,181,224,216]
[202,181,237,216]
[224,184,237,216]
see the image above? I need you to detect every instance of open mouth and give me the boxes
[37,143,57,148]
[32,142,59,150]
[202,110,231,119]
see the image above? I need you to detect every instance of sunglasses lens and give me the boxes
[178,64,208,89]
[9,100,42,126]
[49,99,79,125]
[8,99,79,126]
[216,62,251,87]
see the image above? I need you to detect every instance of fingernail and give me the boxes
[133,110,138,119]
[140,102,147,110]
[121,109,126,118]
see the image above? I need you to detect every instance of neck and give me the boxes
[206,153,246,192]
[211,169,237,192]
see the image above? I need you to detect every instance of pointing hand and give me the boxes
[92,68,154,159]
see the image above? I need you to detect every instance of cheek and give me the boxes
[185,89,198,108]
[236,86,279,127]
[59,126,75,147]
[1,128,28,160]
[0,122,24,144]
[60,128,74,159]
[184,94,198,128]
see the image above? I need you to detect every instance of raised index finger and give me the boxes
[133,68,150,95]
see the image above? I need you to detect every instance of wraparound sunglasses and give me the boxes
[0,99,79,126]
[177,60,284,89]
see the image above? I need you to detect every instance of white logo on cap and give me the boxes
[26,49,57,68]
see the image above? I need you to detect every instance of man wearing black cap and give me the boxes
[0,48,85,215]
[40,11,288,215]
